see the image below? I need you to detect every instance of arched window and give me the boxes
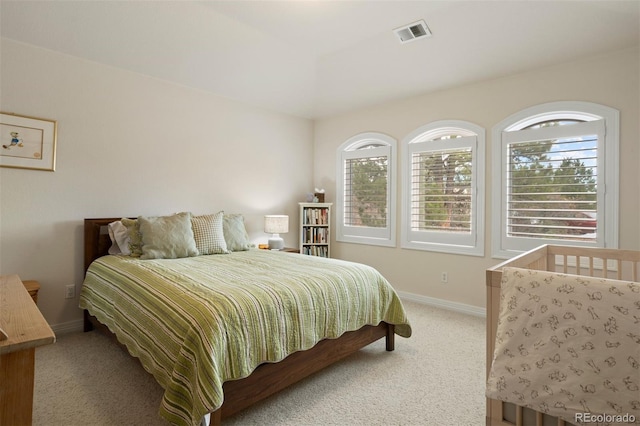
[492,101,619,258]
[336,132,396,247]
[401,120,485,256]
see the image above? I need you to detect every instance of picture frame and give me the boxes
[0,112,57,171]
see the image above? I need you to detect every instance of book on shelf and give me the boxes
[303,208,328,225]
[303,227,328,244]
[302,245,329,257]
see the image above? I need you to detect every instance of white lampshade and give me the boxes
[264,215,288,250]
[264,215,289,234]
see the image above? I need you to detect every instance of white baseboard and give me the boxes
[398,290,486,318]
[51,319,84,335]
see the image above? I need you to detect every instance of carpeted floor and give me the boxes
[33,300,486,425]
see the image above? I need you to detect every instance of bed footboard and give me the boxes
[207,322,392,425]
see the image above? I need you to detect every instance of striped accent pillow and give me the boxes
[191,212,229,255]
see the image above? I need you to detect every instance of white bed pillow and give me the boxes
[108,220,130,255]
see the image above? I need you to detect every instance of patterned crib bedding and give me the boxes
[486,267,640,425]
[79,249,411,426]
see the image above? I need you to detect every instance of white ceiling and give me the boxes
[1,1,638,119]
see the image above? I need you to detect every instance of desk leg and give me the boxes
[1,348,35,425]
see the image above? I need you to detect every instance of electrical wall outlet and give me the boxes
[440,272,448,283]
[65,284,75,299]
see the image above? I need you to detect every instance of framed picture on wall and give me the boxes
[0,112,57,171]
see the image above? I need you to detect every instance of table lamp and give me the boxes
[264,215,289,250]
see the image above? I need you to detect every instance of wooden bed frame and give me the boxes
[486,244,640,426]
[83,218,396,425]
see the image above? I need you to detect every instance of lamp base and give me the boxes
[268,235,284,250]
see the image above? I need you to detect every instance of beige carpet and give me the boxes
[34,300,486,425]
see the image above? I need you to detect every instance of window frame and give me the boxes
[492,101,619,258]
[401,120,485,256]
[336,132,397,247]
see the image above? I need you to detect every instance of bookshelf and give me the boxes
[299,203,332,257]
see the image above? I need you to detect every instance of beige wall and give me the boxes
[0,39,314,330]
[1,39,637,329]
[314,47,639,310]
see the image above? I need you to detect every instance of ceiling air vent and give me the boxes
[393,20,431,44]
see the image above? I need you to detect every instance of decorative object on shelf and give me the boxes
[314,188,325,203]
[264,215,289,250]
[299,203,332,257]
[0,112,57,171]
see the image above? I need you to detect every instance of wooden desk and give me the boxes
[0,274,56,425]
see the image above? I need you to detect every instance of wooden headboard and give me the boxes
[84,218,121,272]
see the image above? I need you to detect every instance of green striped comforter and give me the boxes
[79,250,411,426]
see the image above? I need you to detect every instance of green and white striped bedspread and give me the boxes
[79,249,411,426]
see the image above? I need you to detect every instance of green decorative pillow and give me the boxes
[223,214,252,251]
[121,218,143,257]
[138,212,199,259]
[191,212,229,255]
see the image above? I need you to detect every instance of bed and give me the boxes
[79,216,411,426]
[486,245,640,426]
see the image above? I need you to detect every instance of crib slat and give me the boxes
[516,405,523,426]
[536,410,543,425]
[617,259,622,280]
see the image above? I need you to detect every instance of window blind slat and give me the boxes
[344,155,388,228]
[410,147,473,233]
[506,130,598,240]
